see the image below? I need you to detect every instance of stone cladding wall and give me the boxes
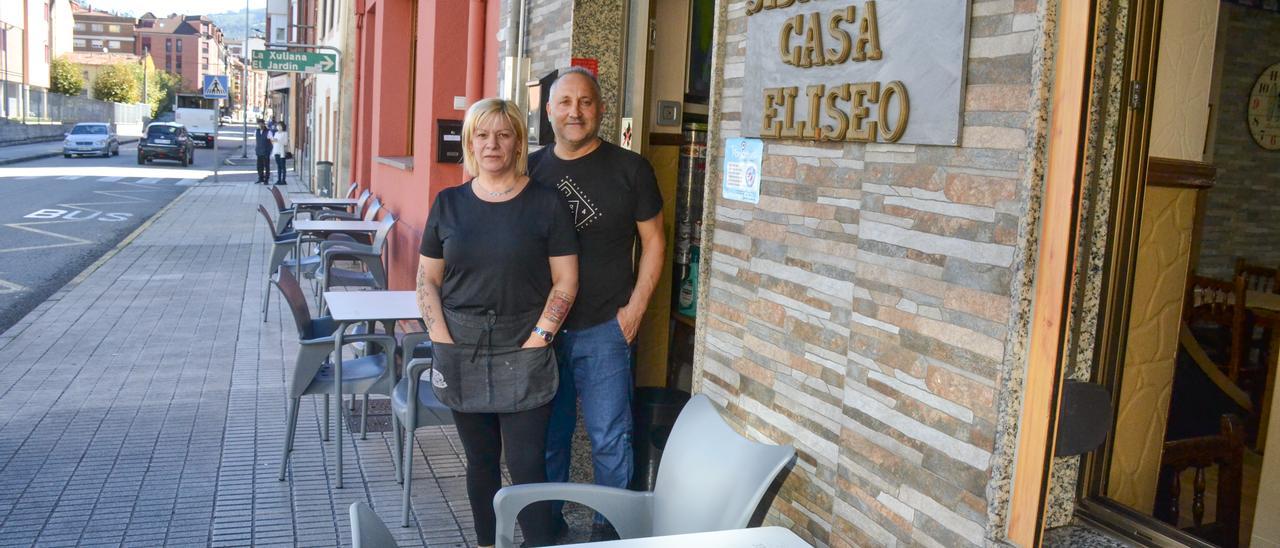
[695,0,1050,546]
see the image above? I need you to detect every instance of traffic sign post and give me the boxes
[203,75,229,99]
[251,50,337,74]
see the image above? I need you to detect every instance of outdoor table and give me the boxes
[1246,290,1280,449]
[559,526,812,547]
[291,220,382,272]
[291,196,359,214]
[324,290,422,488]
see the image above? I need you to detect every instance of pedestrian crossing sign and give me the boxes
[203,75,229,99]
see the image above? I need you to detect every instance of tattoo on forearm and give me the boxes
[416,264,437,328]
[543,290,574,325]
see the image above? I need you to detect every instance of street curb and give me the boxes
[66,185,194,286]
[66,140,234,286]
[0,137,141,167]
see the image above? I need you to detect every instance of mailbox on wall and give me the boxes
[437,119,463,163]
[526,70,557,147]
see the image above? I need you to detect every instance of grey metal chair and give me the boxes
[350,502,399,548]
[390,331,454,527]
[493,394,796,548]
[272,265,399,481]
[257,205,320,322]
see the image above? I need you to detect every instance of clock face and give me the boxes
[1249,63,1280,150]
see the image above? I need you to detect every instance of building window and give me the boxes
[108,40,121,49]
[108,24,120,33]
[73,38,85,48]
[90,39,103,49]
[91,23,103,32]
[165,38,171,52]
[142,37,151,52]
[176,39,182,53]
[74,23,85,31]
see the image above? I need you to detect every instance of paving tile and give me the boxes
[0,178,480,546]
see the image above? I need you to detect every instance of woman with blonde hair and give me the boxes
[416,98,577,547]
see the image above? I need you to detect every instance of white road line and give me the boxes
[135,177,161,185]
[57,175,80,180]
[99,176,126,182]
[176,179,200,186]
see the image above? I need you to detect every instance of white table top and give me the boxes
[323,291,420,322]
[292,220,381,233]
[291,197,358,207]
[560,527,812,548]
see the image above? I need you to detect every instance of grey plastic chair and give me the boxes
[493,394,795,548]
[257,205,320,322]
[318,191,375,222]
[390,331,454,526]
[350,502,399,548]
[272,265,399,481]
[267,184,295,230]
[317,214,397,307]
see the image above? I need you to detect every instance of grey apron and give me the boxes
[430,308,558,413]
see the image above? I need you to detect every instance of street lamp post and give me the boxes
[241,0,250,158]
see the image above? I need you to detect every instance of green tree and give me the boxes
[154,71,183,117]
[92,63,140,103]
[49,57,84,96]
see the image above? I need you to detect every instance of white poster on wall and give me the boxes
[722,138,763,204]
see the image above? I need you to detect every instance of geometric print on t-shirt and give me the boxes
[556,176,601,230]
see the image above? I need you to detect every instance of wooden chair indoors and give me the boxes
[1233,259,1280,400]
[1154,414,1245,548]
[1184,275,1246,381]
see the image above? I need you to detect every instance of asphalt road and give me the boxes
[0,126,246,334]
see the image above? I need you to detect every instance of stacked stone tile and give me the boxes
[699,0,1044,546]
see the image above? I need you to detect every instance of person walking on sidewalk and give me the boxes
[254,119,272,184]
[416,98,578,548]
[530,67,666,540]
[271,122,289,185]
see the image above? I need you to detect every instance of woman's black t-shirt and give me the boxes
[419,180,578,316]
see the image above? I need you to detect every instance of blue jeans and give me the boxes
[545,316,634,521]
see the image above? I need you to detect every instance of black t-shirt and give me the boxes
[529,141,663,329]
[419,180,578,316]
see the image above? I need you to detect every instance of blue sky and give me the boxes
[81,0,266,17]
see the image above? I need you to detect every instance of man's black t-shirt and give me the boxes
[419,180,578,316]
[529,141,663,330]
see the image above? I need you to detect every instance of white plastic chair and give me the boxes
[493,394,795,548]
[350,502,399,548]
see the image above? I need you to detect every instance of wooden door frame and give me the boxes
[1006,0,1097,543]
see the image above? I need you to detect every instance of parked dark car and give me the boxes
[138,123,195,166]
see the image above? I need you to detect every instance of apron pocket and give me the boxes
[431,342,557,413]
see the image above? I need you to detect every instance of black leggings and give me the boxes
[453,403,554,547]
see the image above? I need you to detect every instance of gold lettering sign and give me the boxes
[750,1,909,143]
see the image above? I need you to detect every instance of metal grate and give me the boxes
[342,397,395,433]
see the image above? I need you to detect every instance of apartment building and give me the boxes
[70,2,134,54]
[0,0,74,119]
[134,13,228,94]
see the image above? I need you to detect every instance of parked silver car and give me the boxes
[63,123,120,158]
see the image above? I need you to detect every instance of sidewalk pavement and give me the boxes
[0,169,478,547]
[0,137,141,166]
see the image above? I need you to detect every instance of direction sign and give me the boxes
[251,50,337,74]
[202,75,229,99]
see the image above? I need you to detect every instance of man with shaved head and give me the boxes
[530,66,665,540]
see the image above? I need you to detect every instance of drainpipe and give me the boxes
[465,0,486,106]
[352,0,366,185]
